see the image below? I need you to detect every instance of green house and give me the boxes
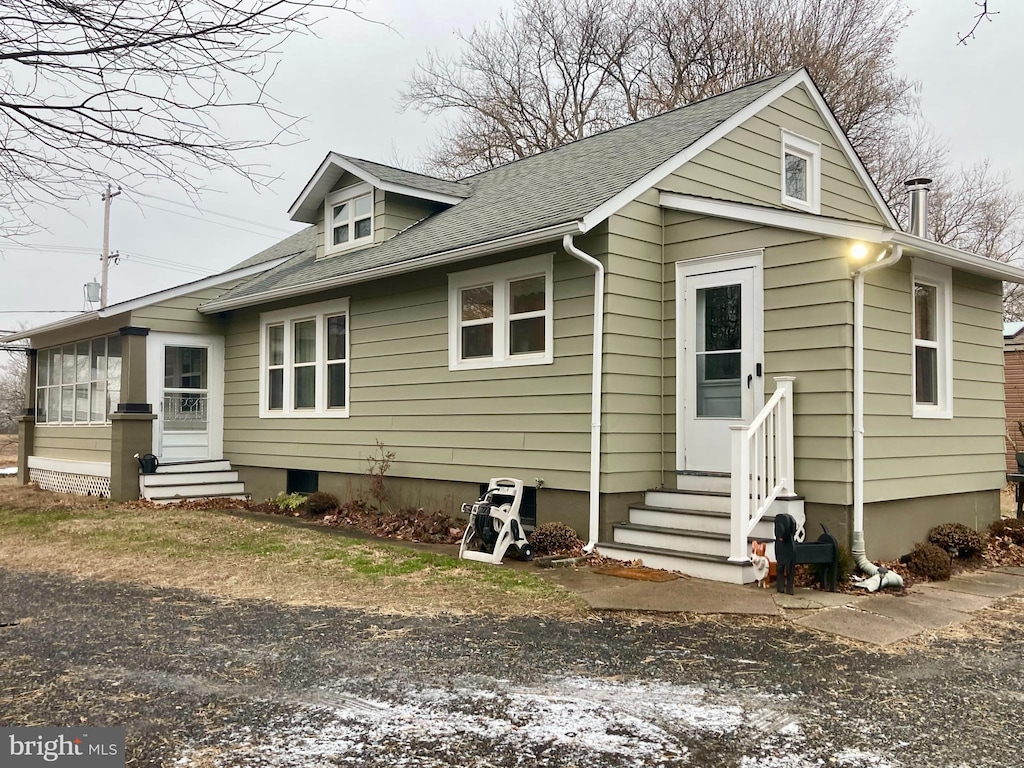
[7,69,1022,582]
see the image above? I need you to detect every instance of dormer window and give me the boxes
[780,129,821,214]
[325,183,373,255]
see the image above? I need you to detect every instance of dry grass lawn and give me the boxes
[0,438,16,468]
[0,478,586,618]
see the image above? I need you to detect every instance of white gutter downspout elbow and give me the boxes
[563,234,604,553]
[852,243,904,592]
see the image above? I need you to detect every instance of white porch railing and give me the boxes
[728,376,796,563]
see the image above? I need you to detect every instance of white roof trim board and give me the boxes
[662,192,1024,284]
[1,256,292,343]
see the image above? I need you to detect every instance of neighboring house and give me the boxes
[1004,321,1024,472]
[6,69,1023,583]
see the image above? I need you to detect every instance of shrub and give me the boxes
[273,492,306,511]
[907,541,952,581]
[304,491,340,516]
[529,522,584,557]
[989,517,1024,546]
[927,522,986,559]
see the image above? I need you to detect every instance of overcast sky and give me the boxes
[1,0,1021,336]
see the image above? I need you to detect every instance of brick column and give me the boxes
[16,349,37,485]
[109,326,153,501]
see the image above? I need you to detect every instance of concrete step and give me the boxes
[613,522,730,557]
[154,459,232,474]
[676,471,731,494]
[627,505,777,540]
[144,481,247,499]
[644,488,730,514]
[596,541,754,584]
[142,470,239,487]
[147,492,250,506]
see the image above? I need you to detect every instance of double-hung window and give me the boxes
[911,260,952,419]
[35,335,122,424]
[780,129,821,214]
[260,298,350,417]
[325,183,373,255]
[448,254,554,370]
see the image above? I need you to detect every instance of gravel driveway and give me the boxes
[1,567,1021,767]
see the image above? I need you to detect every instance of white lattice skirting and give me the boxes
[27,457,112,498]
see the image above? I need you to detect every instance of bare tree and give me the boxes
[402,0,915,179]
[0,0,367,237]
[959,1,999,45]
[0,349,27,445]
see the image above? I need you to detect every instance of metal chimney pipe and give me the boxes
[904,177,932,239]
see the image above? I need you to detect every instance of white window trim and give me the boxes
[448,254,554,371]
[36,335,122,426]
[259,297,350,418]
[780,128,821,215]
[911,259,953,419]
[324,182,374,256]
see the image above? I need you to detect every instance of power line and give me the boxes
[133,201,287,239]
[0,310,81,314]
[0,242,216,276]
[131,192,296,235]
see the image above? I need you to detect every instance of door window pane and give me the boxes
[328,363,346,408]
[165,346,208,389]
[294,320,316,364]
[510,316,545,354]
[510,276,545,314]
[294,366,315,409]
[696,285,742,418]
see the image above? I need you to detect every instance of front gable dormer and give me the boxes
[288,153,469,260]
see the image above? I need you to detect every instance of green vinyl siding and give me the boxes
[660,84,885,225]
[603,189,665,492]
[222,243,597,492]
[130,282,240,336]
[33,425,111,462]
[661,210,853,506]
[862,262,1006,501]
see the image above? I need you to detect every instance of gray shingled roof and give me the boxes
[210,72,793,308]
[338,155,471,199]
[223,225,317,272]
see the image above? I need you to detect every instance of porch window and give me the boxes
[447,254,553,371]
[780,129,821,214]
[35,334,121,425]
[912,261,952,419]
[259,298,350,418]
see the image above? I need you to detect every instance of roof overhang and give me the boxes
[660,192,1024,284]
[289,152,466,224]
[200,220,584,314]
[1,255,292,343]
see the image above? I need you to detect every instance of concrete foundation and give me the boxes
[805,489,1001,561]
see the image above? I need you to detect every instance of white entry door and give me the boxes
[148,333,224,461]
[677,254,763,473]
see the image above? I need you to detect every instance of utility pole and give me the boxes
[100,183,121,309]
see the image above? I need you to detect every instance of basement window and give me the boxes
[780,129,821,214]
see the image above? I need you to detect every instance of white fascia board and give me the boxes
[891,232,1024,284]
[1,256,292,343]
[583,69,899,233]
[289,152,465,223]
[200,220,584,314]
[660,193,890,242]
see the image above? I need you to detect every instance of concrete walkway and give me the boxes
[538,564,1024,646]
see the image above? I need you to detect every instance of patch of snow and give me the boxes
[0,467,16,476]
[834,748,900,767]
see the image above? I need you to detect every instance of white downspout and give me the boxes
[562,234,604,552]
[852,244,905,591]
